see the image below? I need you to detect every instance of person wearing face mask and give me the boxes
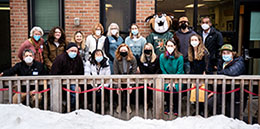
[139,43,161,74]
[85,23,106,60]
[71,31,88,63]
[199,17,224,74]
[187,34,209,116]
[50,42,84,111]
[0,49,47,106]
[175,16,197,74]
[43,26,68,71]
[85,49,110,76]
[18,26,45,63]
[188,34,209,74]
[159,39,184,116]
[50,42,84,75]
[113,43,137,113]
[208,44,246,118]
[0,49,47,76]
[125,24,147,70]
[113,44,137,75]
[104,23,124,74]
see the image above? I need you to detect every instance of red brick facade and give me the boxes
[9,0,155,65]
[10,0,29,65]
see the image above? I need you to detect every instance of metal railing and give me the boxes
[0,75,259,124]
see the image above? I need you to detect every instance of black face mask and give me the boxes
[180,23,187,30]
[144,50,152,55]
[120,52,128,57]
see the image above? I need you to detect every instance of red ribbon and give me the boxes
[104,86,144,91]
[62,87,101,94]
[12,88,50,94]
[147,86,196,94]
[199,87,241,94]
[244,89,260,96]
[0,88,8,91]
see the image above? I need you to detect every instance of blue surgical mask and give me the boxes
[68,52,77,59]
[131,30,138,35]
[95,56,103,63]
[222,54,232,62]
[33,35,41,41]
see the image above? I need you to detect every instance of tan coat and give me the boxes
[43,41,67,70]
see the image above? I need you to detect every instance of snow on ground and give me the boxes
[0,104,259,129]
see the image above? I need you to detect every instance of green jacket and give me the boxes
[159,53,184,91]
[146,31,173,56]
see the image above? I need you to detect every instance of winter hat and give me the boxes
[66,42,78,50]
[219,44,233,52]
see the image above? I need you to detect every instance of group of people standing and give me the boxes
[0,16,245,115]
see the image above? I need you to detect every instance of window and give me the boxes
[28,0,64,39]
[100,0,136,38]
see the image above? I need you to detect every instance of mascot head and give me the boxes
[145,13,174,34]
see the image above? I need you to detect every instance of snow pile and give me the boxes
[0,104,259,129]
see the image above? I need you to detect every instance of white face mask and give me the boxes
[191,41,199,47]
[95,30,101,36]
[111,29,118,35]
[201,24,210,30]
[167,47,174,54]
[24,56,33,64]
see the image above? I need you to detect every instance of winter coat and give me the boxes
[85,60,111,75]
[43,40,68,70]
[146,31,173,56]
[139,56,161,74]
[2,60,47,76]
[113,57,137,74]
[18,38,44,63]
[190,50,209,74]
[159,53,184,75]
[217,56,245,76]
[85,35,106,56]
[50,52,84,75]
[198,27,224,71]
[160,53,184,91]
[175,28,197,61]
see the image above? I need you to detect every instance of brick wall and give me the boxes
[10,0,155,65]
[10,0,28,66]
[64,0,99,41]
[136,0,155,38]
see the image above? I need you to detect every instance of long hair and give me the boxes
[92,23,104,35]
[188,34,209,61]
[47,26,66,44]
[164,39,182,59]
[140,43,157,63]
[115,43,134,61]
[107,23,120,37]
[129,24,141,39]
[89,49,109,68]
[71,31,85,50]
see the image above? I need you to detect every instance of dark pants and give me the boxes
[165,88,179,113]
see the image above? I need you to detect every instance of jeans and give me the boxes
[70,84,76,108]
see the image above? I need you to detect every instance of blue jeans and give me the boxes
[70,84,76,108]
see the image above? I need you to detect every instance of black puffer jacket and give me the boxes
[199,27,223,71]
[217,56,245,76]
[2,61,47,76]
